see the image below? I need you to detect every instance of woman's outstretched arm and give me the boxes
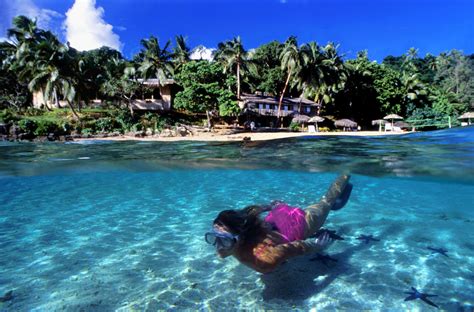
[253,233,332,273]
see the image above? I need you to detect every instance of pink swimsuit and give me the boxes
[264,203,307,243]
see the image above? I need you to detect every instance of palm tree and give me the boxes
[401,72,426,102]
[4,15,82,118]
[425,53,438,71]
[137,36,174,85]
[214,36,253,100]
[406,47,419,61]
[26,31,80,118]
[172,35,190,71]
[402,47,419,74]
[4,16,41,81]
[311,43,347,110]
[7,15,41,46]
[294,41,323,113]
[101,60,141,117]
[277,36,300,121]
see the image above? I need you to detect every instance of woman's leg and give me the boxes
[304,175,351,237]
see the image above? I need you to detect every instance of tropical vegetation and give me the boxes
[1,15,473,139]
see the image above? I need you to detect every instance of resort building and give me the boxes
[239,93,320,117]
[238,93,321,127]
[133,78,175,111]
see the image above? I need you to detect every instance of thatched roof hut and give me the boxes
[308,116,325,123]
[372,119,387,132]
[458,112,474,119]
[372,119,387,126]
[383,114,403,120]
[136,78,175,86]
[394,121,411,129]
[334,119,358,130]
[458,112,474,125]
[292,114,310,124]
[383,114,404,130]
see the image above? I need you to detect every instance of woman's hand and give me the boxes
[313,232,333,251]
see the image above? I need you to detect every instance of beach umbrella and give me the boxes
[394,121,411,129]
[372,119,387,132]
[291,114,310,124]
[308,116,325,131]
[458,112,474,125]
[334,119,358,131]
[383,114,403,130]
[308,116,325,123]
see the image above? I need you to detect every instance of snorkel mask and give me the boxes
[205,228,239,251]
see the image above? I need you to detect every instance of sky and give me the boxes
[0,0,473,62]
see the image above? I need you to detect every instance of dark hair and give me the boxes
[213,205,268,243]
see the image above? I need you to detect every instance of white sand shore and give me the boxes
[77,130,412,142]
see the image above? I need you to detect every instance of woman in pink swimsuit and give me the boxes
[205,175,352,273]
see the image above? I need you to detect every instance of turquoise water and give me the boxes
[1,127,473,311]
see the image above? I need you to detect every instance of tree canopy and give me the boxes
[1,15,473,130]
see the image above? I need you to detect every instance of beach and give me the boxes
[76,130,410,142]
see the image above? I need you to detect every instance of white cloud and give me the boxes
[0,0,62,38]
[64,0,122,51]
[190,45,215,61]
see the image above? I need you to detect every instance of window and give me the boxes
[305,106,311,113]
[258,103,263,109]
[284,105,288,111]
[266,104,270,110]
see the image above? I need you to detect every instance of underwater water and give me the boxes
[0,127,473,311]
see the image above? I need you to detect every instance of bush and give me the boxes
[95,117,119,133]
[115,109,134,132]
[62,122,72,134]
[140,113,157,133]
[318,127,330,132]
[289,122,300,132]
[33,119,63,136]
[0,109,19,124]
[23,107,44,117]
[156,117,169,131]
[18,119,37,135]
[81,128,93,136]
[79,122,97,134]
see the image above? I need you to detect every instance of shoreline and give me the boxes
[76,130,412,142]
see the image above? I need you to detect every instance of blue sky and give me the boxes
[1,0,473,61]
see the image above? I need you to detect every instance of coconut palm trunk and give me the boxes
[297,86,307,114]
[54,88,61,108]
[205,110,212,130]
[237,60,241,100]
[126,97,134,117]
[277,68,292,124]
[66,99,80,120]
[41,89,52,111]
